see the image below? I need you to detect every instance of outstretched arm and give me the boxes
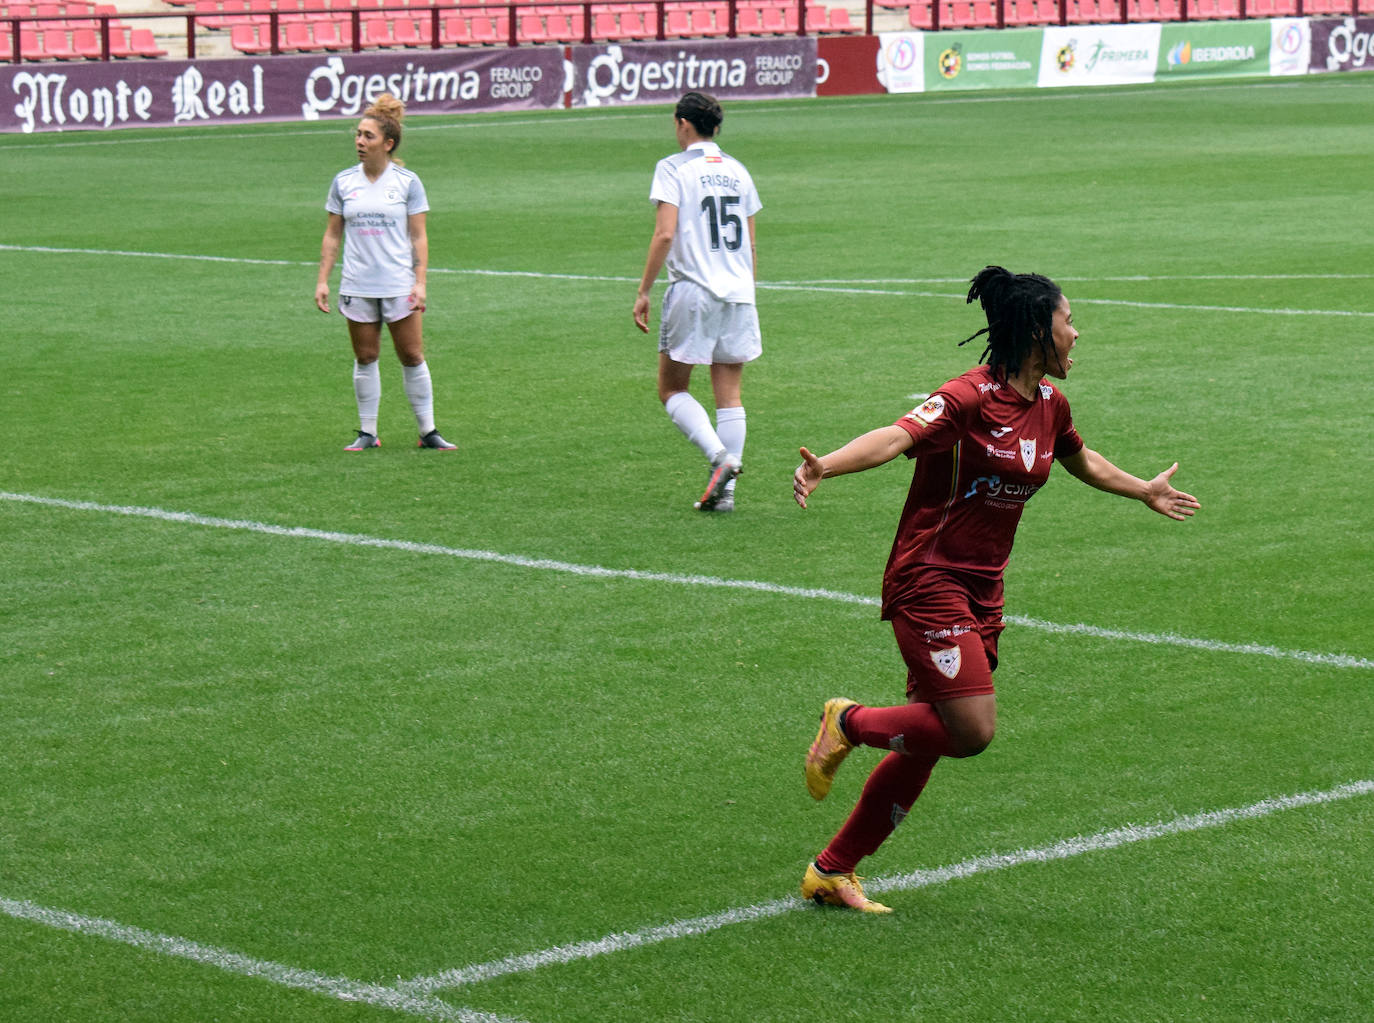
[1058,448,1200,521]
[793,425,914,509]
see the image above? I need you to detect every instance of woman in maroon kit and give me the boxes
[794,266,1200,913]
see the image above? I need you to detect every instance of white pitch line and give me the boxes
[397,778,1374,994]
[3,491,1369,670]
[2,244,1373,317]
[775,274,1374,284]
[0,895,524,1023]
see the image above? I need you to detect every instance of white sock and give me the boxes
[353,360,380,436]
[715,406,746,494]
[402,361,436,436]
[664,391,726,462]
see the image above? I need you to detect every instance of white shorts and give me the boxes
[657,280,761,366]
[339,294,416,324]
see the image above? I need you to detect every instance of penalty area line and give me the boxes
[398,779,1374,994]
[4,490,1369,671]
[0,896,526,1023]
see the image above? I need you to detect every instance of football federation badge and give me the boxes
[938,44,963,80]
[931,646,961,680]
[1020,438,1036,472]
[907,394,946,425]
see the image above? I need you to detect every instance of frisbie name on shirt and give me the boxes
[700,173,740,189]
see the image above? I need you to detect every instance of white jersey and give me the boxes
[649,141,761,304]
[325,162,429,298]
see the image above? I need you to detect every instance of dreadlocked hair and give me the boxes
[958,265,1062,381]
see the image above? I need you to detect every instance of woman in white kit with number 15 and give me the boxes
[633,91,762,512]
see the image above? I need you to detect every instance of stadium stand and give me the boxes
[3,0,1371,62]
[1,1,167,59]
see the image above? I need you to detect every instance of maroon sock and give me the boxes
[816,751,938,875]
[843,701,954,759]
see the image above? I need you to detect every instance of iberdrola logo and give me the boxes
[938,43,963,79]
[1167,40,1192,65]
[1056,40,1076,72]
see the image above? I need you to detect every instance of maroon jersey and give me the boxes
[881,365,1084,616]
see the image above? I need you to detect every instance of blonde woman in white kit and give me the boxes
[315,92,456,451]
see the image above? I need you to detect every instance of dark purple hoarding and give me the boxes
[568,38,816,108]
[1309,17,1374,73]
[2,47,565,134]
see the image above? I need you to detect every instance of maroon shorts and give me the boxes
[887,571,1004,704]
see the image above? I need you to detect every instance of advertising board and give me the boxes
[2,47,566,134]
[566,38,816,107]
[876,32,925,93]
[1038,24,1161,88]
[1309,16,1374,73]
[1156,20,1271,80]
[922,28,1041,91]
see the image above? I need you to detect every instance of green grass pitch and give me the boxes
[2,73,1373,1022]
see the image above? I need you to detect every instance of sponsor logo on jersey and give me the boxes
[1039,381,1054,398]
[1020,438,1037,471]
[963,475,1043,502]
[906,394,945,425]
[931,647,962,680]
[990,426,1013,438]
[986,445,1016,460]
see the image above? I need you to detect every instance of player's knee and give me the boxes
[948,727,994,758]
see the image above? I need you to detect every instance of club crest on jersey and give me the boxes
[930,646,961,679]
[906,394,945,425]
[384,187,403,203]
[1020,438,1036,471]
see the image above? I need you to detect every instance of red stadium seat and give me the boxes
[631,6,657,35]
[469,13,498,41]
[831,6,859,29]
[518,12,548,40]
[312,16,348,47]
[392,15,423,44]
[281,18,313,47]
[591,10,619,38]
[230,19,270,50]
[441,13,471,42]
[361,14,394,45]
[71,25,101,55]
[41,27,79,58]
